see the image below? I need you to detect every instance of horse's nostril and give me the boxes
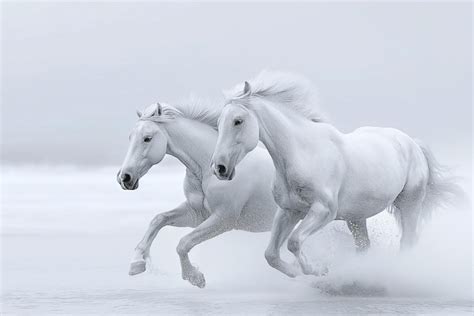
[217,164,227,175]
[122,173,131,183]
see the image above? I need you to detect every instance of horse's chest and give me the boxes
[272,173,313,210]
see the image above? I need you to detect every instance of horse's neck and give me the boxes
[251,102,306,173]
[164,118,216,179]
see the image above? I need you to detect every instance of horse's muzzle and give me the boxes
[117,169,139,190]
[212,164,235,181]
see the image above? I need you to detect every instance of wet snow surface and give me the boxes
[2,164,472,315]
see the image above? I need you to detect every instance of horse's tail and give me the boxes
[417,142,468,222]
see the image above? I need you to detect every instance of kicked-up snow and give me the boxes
[1,162,472,314]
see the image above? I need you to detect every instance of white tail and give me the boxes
[417,142,468,222]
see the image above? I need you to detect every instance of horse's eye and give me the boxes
[144,137,152,143]
[234,119,243,126]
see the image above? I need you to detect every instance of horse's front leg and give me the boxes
[264,208,302,277]
[287,201,336,276]
[176,213,234,288]
[129,202,198,276]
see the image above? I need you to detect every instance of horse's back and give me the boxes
[347,126,426,170]
[346,126,421,164]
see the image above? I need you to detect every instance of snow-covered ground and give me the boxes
[1,162,472,314]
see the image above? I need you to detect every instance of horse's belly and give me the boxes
[235,211,273,232]
[337,194,393,219]
[235,190,278,232]
[337,169,405,219]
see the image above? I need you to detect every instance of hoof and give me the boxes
[129,260,146,276]
[302,263,328,277]
[183,269,206,288]
[286,271,298,278]
[289,260,303,277]
[316,265,329,277]
[284,263,300,278]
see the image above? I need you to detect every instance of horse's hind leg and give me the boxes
[346,219,370,252]
[398,202,423,250]
[130,202,198,276]
[394,185,426,250]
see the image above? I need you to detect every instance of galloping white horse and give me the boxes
[117,99,279,288]
[211,71,463,278]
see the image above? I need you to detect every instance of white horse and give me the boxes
[117,99,279,288]
[211,71,463,278]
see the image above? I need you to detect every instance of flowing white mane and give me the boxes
[225,70,325,122]
[138,96,223,128]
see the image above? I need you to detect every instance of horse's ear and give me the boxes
[155,103,162,116]
[136,110,142,118]
[243,81,252,96]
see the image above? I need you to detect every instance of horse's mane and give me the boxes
[139,95,223,129]
[225,70,325,122]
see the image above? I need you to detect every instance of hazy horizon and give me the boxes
[1,2,472,167]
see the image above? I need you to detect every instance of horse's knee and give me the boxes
[287,237,301,255]
[150,214,167,228]
[176,237,192,257]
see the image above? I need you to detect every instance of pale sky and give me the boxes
[1,2,471,167]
